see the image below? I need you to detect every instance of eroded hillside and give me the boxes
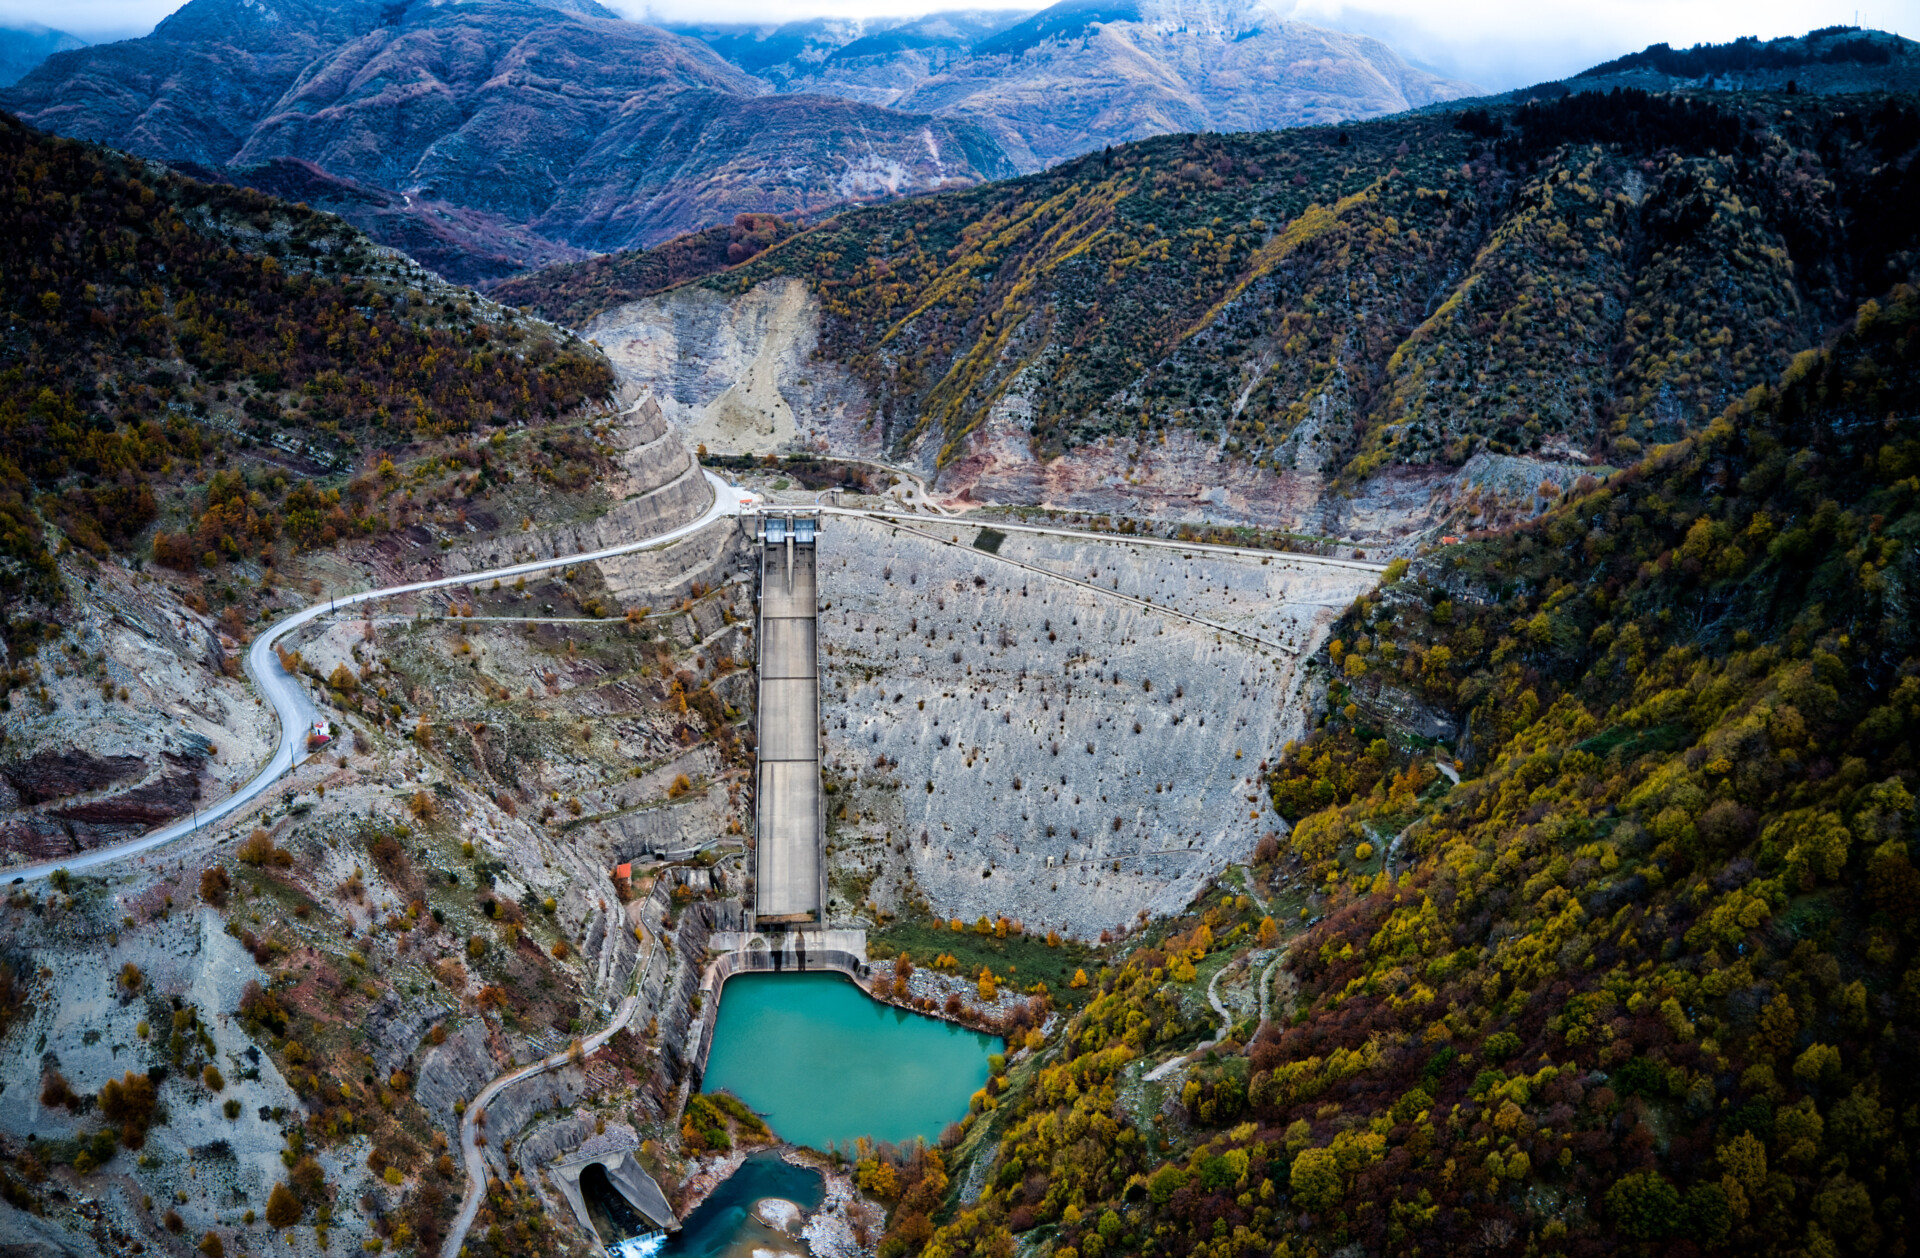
[0,116,764,1258]
[537,87,1920,547]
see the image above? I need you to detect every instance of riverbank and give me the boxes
[665,1145,881,1258]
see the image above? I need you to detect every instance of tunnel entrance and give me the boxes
[580,1161,655,1248]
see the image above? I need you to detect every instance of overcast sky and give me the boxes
[6,0,1915,89]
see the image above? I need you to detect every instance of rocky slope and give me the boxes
[668,9,1031,99]
[509,75,1920,549]
[0,0,1015,283]
[679,0,1476,173]
[0,116,752,1258]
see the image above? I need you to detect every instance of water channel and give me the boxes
[702,971,998,1150]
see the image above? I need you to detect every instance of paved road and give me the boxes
[6,469,750,885]
[441,992,644,1258]
[753,535,822,924]
[832,506,1388,573]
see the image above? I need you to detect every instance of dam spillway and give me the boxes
[752,511,824,926]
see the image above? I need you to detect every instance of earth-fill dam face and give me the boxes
[701,971,997,1151]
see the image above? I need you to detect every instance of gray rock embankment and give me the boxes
[813,515,1375,938]
[416,1020,500,1137]
[586,279,882,461]
[0,908,308,1251]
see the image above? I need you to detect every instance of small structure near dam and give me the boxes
[551,1147,677,1254]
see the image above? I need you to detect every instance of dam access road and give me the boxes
[2,436,1387,1258]
[3,466,754,885]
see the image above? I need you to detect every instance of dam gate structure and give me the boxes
[751,510,826,927]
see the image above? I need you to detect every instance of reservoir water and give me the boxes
[701,971,998,1150]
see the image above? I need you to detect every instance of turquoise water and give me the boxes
[702,971,997,1151]
[661,1150,823,1258]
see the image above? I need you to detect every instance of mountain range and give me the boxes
[0,0,1013,283]
[503,59,1920,543]
[3,0,1471,283]
[671,0,1476,172]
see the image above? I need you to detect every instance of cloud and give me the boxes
[1277,0,1919,90]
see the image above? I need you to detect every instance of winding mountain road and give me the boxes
[6,453,1387,1255]
[442,992,645,1258]
[6,469,752,886]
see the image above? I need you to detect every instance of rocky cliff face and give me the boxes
[1,0,1016,283]
[669,9,1032,104]
[679,0,1476,173]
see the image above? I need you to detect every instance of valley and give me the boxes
[0,19,1917,1258]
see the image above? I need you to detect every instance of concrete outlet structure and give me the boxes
[551,1149,677,1251]
[753,511,826,925]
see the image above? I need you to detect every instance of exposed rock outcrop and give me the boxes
[2,749,144,804]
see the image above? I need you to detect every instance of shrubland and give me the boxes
[0,110,613,632]
[859,286,1920,1258]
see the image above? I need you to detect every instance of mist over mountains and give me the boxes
[0,21,84,86]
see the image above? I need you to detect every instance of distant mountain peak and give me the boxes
[677,1,1471,173]
[2,0,1016,283]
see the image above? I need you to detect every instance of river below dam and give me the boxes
[702,971,998,1151]
[658,1150,825,1258]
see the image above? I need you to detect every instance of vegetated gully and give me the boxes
[18,455,1384,1255]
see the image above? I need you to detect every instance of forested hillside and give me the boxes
[489,212,801,326]
[1570,27,1920,95]
[0,112,613,631]
[886,287,1920,1258]
[512,87,1920,490]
